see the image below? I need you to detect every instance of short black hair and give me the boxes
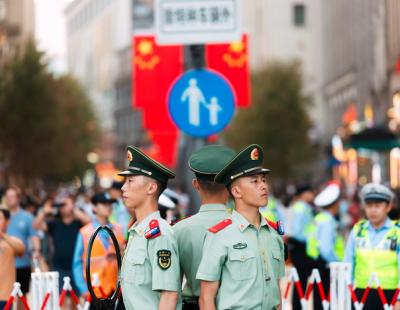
[155,181,166,198]
[197,179,226,195]
[0,208,10,220]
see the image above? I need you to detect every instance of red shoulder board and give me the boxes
[265,218,285,235]
[208,219,232,233]
[144,219,161,239]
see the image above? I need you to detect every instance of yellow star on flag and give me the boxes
[229,41,244,54]
[138,40,153,56]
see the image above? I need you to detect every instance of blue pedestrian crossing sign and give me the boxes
[168,69,236,137]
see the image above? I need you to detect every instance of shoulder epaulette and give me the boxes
[208,219,232,233]
[144,219,161,239]
[265,218,285,235]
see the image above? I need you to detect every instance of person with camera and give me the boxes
[34,194,91,291]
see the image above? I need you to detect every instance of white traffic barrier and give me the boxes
[59,276,81,310]
[330,262,351,310]
[31,271,59,310]
[303,269,330,310]
[282,267,307,310]
[83,273,107,310]
[4,282,30,310]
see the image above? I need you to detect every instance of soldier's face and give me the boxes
[232,174,269,208]
[121,175,148,210]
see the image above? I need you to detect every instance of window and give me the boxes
[293,4,306,27]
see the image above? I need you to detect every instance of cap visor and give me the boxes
[118,169,141,176]
[243,168,270,177]
[364,197,390,203]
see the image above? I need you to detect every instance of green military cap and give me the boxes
[118,146,175,185]
[214,144,270,185]
[189,145,236,181]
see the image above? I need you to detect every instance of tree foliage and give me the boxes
[0,41,97,183]
[225,61,314,179]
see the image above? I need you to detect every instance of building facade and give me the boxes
[0,0,35,63]
[242,0,324,137]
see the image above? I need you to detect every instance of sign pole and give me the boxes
[176,44,206,215]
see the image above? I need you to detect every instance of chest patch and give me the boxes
[157,250,171,270]
[233,242,247,250]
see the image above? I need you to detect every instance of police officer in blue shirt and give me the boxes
[306,181,343,310]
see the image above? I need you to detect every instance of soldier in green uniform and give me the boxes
[197,144,285,310]
[119,146,181,310]
[173,145,236,310]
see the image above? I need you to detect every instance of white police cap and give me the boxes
[158,192,176,209]
[314,182,341,208]
[360,183,394,203]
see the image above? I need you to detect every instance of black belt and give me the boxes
[183,298,199,305]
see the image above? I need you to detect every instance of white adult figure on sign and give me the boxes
[206,97,222,126]
[180,78,206,126]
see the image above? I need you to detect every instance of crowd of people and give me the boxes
[0,143,399,310]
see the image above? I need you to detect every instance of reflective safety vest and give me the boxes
[353,220,400,289]
[260,196,278,222]
[81,223,124,296]
[306,212,344,261]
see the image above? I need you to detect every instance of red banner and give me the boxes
[132,35,183,167]
[205,34,250,107]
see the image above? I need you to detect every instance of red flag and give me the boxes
[396,56,400,74]
[132,35,183,167]
[205,34,251,107]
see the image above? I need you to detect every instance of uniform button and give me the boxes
[241,256,245,261]
[265,276,271,281]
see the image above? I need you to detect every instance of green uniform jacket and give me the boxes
[173,204,229,301]
[121,211,181,310]
[197,210,285,310]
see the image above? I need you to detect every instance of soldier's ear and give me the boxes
[230,184,242,199]
[146,180,158,196]
[192,179,200,191]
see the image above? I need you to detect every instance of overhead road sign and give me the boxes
[155,0,241,45]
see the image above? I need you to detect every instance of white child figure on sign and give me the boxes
[204,97,222,126]
[180,78,206,127]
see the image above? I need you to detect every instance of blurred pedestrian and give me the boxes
[0,206,25,308]
[345,183,400,310]
[5,186,40,295]
[34,195,90,291]
[307,181,343,310]
[109,181,130,237]
[173,145,235,310]
[72,192,125,301]
[287,185,315,310]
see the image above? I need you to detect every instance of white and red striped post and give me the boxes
[371,273,393,310]
[346,273,373,310]
[59,276,81,309]
[83,273,106,310]
[4,282,30,310]
[388,282,400,310]
[282,267,307,309]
